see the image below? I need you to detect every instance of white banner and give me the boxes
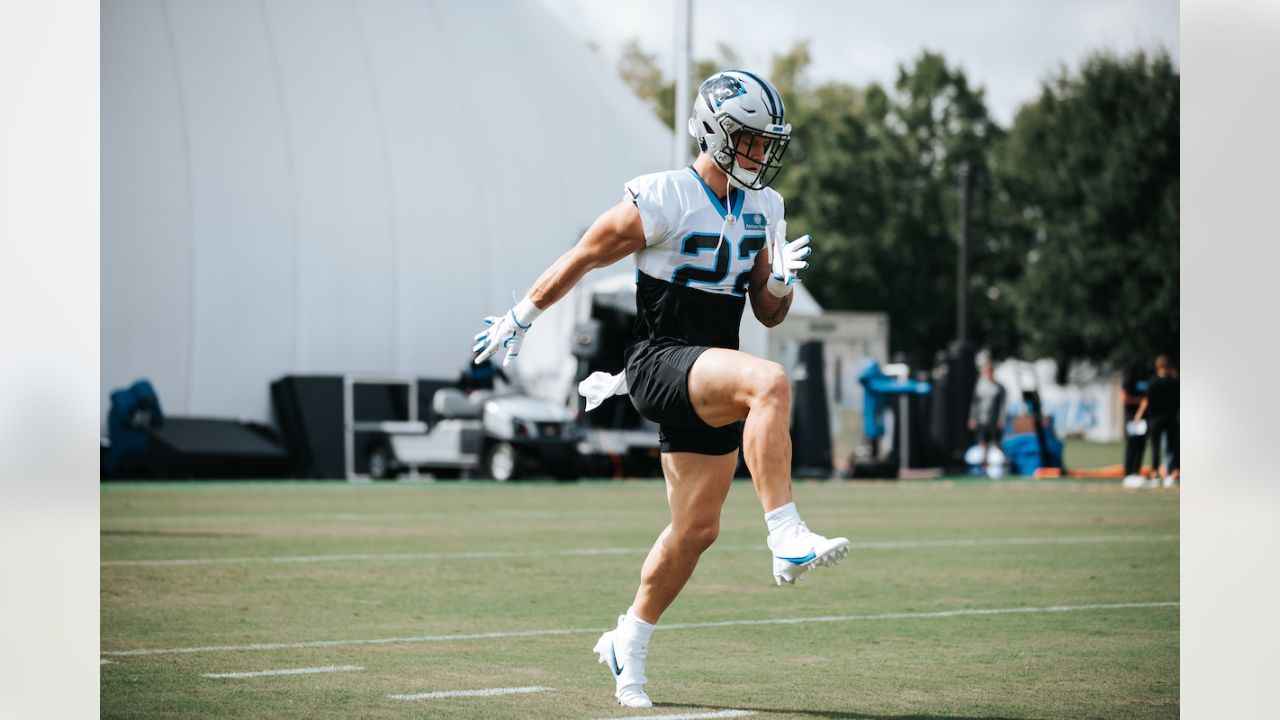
[994,359,1121,442]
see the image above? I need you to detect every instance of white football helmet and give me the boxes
[688,70,792,190]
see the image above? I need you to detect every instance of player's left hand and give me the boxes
[768,232,812,297]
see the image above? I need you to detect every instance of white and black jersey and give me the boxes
[624,167,785,349]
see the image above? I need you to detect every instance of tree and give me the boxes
[612,42,1177,367]
[617,40,675,128]
[771,49,1006,359]
[996,50,1179,365]
[617,41,739,131]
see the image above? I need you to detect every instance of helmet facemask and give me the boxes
[715,117,790,191]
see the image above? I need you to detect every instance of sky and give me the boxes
[536,0,1179,126]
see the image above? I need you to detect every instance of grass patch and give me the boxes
[102,478,1179,719]
[1062,438,1124,470]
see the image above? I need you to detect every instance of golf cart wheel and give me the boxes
[367,442,397,480]
[485,442,519,482]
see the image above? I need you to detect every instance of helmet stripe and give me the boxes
[733,69,783,123]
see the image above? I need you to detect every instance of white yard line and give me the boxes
[856,534,1178,549]
[101,533,1177,567]
[202,665,362,679]
[101,601,1177,657]
[103,546,649,567]
[105,511,453,524]
[657,602,1180,631]
[389,685,551,700]
[594,711,755,720]
[102,508,608,524]
[104,627,591,657]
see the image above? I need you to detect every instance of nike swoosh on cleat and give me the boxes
[610,639,623,676]
[776,549,817,564]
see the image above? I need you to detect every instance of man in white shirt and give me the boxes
[968,361,1008,476]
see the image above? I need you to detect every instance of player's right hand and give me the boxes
[767,233,812,297]
[473,305,536,368]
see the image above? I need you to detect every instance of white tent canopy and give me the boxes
[102,0,686,424]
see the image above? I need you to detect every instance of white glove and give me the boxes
[767,219,812,297]
[473,296,543,368]
[578,370,628,412]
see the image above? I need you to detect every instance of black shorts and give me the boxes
[975,423,1002,444]
[625,342,744,456]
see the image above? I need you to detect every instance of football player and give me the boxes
[473,70,850,709]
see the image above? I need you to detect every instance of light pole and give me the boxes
[672,0,693,168]
[957,162,972,346]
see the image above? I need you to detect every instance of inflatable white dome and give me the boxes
[101,0,673,423]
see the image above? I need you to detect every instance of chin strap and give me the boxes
[712,173,735,259]
[755,188,771,266]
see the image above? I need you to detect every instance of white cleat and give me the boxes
[769,523,851,586]
[1122,474,1146,489]
[593,618,652,708]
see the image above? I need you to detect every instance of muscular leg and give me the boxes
[687,348,793,512]
[629,450,736,624]
[601,351,843,708]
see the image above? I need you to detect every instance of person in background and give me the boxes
[1134,354,1179,487]
[459,356,509,395]
[968,361,1007,477]
[1121,356,1151,485]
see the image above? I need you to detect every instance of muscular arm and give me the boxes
[747,250,792,327]
[526,200,648,309]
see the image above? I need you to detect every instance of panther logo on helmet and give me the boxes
[687,70,792,191]
[706,75,748,107]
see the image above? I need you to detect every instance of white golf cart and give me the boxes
[345,375,580,481]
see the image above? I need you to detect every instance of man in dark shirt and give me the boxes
[1121,357,1150,482]
[1135,355,1179,486]
[458,357,508,394]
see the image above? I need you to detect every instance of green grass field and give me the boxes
[1062,439,1124,470]
[101,477,1179,719]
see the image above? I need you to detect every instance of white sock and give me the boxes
[765,501,802,535]
[618,609,655,647]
